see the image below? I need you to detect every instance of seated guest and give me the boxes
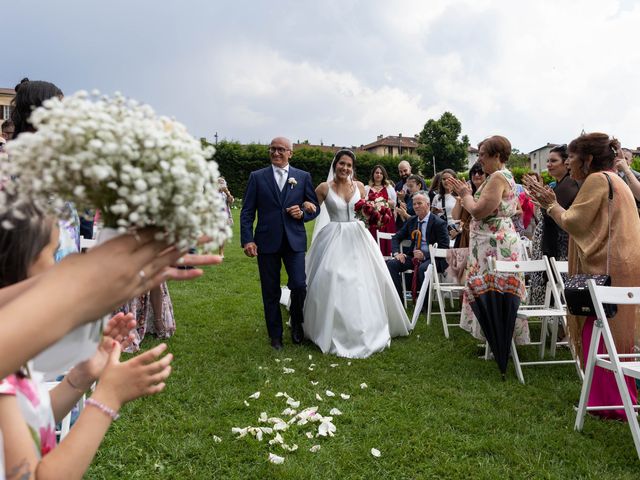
[395,174,423,228]
[616,148,640,210]
[386,191,449,301]
[395,161,426,229]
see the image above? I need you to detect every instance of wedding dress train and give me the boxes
[303,186,410,358]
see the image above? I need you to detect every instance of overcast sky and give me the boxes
[2,0,640,152]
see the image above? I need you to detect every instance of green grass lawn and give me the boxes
[89,211,639,479]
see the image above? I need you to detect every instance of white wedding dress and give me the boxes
[303,186,411,358]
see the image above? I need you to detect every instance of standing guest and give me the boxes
[386,192,449,301]
[395,160,426,229]
[1,120,14,141]
[431,169,458,229]
[447,136,530,345]
[523,145,579,307]
[527,133,640,420]
[395,174,423,226]
[615,148,640,208]
[240,137,320,350]
[452,162,486,248]
[217,176,234,257]
[427,173,442,204]
[365,165,397,256]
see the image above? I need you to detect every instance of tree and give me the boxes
[416,112,469,174]
[508,148,531,169]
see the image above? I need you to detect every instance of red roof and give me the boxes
[362,135,418,150]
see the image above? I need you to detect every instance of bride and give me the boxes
[303,149,411,358]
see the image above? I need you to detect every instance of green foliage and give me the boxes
[631,156,640,172]
[509,166,553,185]
[508,148,531,169]
[209,141,426,197]
[417,112,469,173]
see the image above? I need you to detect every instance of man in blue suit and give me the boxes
[386,191,449,301]
[241,137,320,350]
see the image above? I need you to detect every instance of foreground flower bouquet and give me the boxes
[5,90,231,250]
[354,197,393,229]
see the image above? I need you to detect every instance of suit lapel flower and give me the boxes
[288,177,297,190]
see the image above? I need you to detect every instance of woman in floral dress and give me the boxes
[447,136,530,346]
[364,165,397,256]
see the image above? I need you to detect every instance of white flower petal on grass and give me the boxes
[273,422,289,431]
[308,366,314,371]
[310,381,319,386]
[243,400,250,407]
[248,391,261,400]
[269,433,284,445]
[275,392,286,398]
[212,435,222,443]
[286,398,300,408]
[281,408,297,416]
[283,358,292,362]
[268,453,285,464]
[259,412,268,423]
[310,444,321,453]
[371,448,381,457]
[329,408,342,416]
[275,359,281,363]
[315,393,323,401]
[317,419,336,437]
[325,390,335,397]
[330,363,339,368]
[305,432,314,439]
[232,427,248,438]
[308,355,313,360]
[347,361,352,366]
[282,443,298,452]
[360,383,368,389]
[340,393,351,400]
[283,367,295,374]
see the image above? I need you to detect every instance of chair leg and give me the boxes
[539,317,548,359]
[401,273,408,309]
[511,339,525,384]
[549,317,559,358]
[574,327,601,431]
[436,289,449,339]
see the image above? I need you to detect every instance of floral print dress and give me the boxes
[459,169,530,344]
[0,363,57,457]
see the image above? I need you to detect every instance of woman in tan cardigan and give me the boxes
[527,132,640,420]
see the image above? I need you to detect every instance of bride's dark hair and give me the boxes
[332,149,357,180]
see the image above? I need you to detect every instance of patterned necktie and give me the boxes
[277,168,287,191]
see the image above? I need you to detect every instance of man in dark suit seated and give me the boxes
[386,191,450,301]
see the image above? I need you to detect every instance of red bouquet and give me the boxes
[354,197,393,228]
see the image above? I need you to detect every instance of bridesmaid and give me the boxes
[364,165,397,256]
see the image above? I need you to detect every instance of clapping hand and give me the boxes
[445,177,471,197]
[524,179,556,209]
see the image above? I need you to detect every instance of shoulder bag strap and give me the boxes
[603,172,613,275]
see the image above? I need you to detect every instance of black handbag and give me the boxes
[563,173,617,318]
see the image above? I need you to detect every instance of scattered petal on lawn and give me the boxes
[371,448,381,457]
[275,392,286,398]
[268,453,285,464]
[232,427,248,438]
[305,432,314,439]
[325,390,335,397]
[259,427,273,435]
[286,398,300,408]
[308,355,313,360]
[213,435,222,443]
[265,380,270,385]
[283,358,292,362]
[340,394,350,400]
[258,366,263,370]
[308,366,314,371]
[283,367,295,374]
[347,361,352,366]
[360,383,368,389]
[248,391,261,400]
[282,443,298,452]
[416,334,420,339]
[275,359,281,363]
[243,400,250,407]
[267,417,286,425]
[259,412,268,423]
[310,381,319,386]
[330,363,339,368]
[273,422,289,431]
[269,433,284,445]
[329,408,342,416]
[317,418,336,437]
[310,445,321,453]
[315,393,323,401]
[281,408,297,416]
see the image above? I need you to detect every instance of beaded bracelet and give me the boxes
[86,398,120,421]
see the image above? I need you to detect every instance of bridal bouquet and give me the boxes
[4,90,231,250]
[354,197,393,228]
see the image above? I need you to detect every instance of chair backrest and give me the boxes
[549,257,569,303]
[491,255,563,309]
[80,236,97,251]
[376,231,394,259]
[519,236,532,261]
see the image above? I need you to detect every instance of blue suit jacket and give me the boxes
[240,165,319,254]
[391,214,449,270]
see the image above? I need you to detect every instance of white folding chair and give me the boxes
[519,236,532,261]
[489,256,581,384]
[426,245,464,339]
[575,280,640,459]
[399,240,414,308]
[376,231,394,260]
[46,381,73,440]
[549,257,569,306]
[410,264,432,330]
[79,235,96,252]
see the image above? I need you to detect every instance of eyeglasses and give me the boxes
[471,170,485,176]
[269,147,290,154]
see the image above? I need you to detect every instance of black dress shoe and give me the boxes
[271,338,284,350]
[291,322,304,344]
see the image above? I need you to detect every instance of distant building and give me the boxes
[292,142,346,154]
[529,143,561,174]
[361,134,419,157]
[0,88,15,125]
[466,145,479,169]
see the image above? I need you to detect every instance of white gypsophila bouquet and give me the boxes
[4,90,231,250]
